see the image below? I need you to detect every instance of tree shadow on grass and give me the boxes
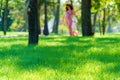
[87,52,120,74]
[95,37,120,44]
[88,52,120,63]
[0,37,27,42]
[0,36,120,74]
[106,64,120,73]
[86,37,120,74]
[0,43,84,74]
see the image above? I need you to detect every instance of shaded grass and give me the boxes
[0,34,120,80]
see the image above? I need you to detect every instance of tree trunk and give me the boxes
[102,8,106,35]
[37,0,41,35]
[52,0,60,34]
[98,14,102,35]
[28,0,40,45]
[92,11,98,34]
[43,0,49,35]
[3,0,8,35]
[81,0,94,36]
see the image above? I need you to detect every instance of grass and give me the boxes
[0,32,120,80]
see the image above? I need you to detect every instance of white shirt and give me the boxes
[72,16,77,30]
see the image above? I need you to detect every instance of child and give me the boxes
[72,16,79,36]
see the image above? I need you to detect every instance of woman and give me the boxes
[62,4,78,36]
[62,4,74,36]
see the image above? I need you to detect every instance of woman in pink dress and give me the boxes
[62,4,79,36]
[65,4,73,36]
[62,4,74,36]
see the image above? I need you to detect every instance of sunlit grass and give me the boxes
[0,33,120,80]
[0,31,28,38]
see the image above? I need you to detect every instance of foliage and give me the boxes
[0,33,120,80]
[0,0,26,31]
[0,0,120,33]
[92,0,120,21]
[58,24,68,34]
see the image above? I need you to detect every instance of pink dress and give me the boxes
[65,10,73,36]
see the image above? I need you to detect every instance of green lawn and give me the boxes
[0,33,120,80]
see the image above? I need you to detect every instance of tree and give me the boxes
[52,0,60,34]
[3,0,8,35]
[43,0,49,35]
[28,0,40,45]
[91,0,118,35]
[81,0,94,36]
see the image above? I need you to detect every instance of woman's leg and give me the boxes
[68,24,73,36]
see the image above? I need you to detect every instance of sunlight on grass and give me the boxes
[0,31,28,36]
[0,33,120,80]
